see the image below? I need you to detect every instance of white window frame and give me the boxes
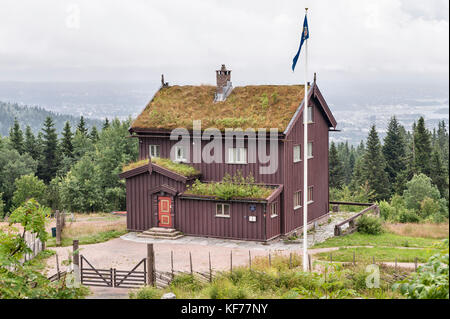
[174,146,187,162]
[270,202,278,218]
[307,142,313,159]
[308,186,314,204]
[294,190,302,210]
[216,203,230,218]
[293,145,301,163]
[149,145,160,158]
[227,147,247,164]
[307,106,314,123]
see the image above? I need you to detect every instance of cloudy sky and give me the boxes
[0,0,448,87]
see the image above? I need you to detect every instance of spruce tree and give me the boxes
[413,117,432,176]
[38,117,60,183]
[60,121,74,158]
[329,141,344,189]
[382,116,407,194]
[24,125,40,160]
[360,125,390,201]
[103,118,110,130]
[9,118,24,154]
[90,126,99,142]
[430,150,449,200]
[77,116,88,136]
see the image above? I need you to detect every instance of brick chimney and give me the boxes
[215,64,233,102]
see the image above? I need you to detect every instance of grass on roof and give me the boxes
[122,158,200,178]
[131,85,306,131]
[184,173,274,200]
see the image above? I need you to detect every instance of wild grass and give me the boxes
[46,216,127,247]
[384,222,449,239]
[122,157,200,178]
[131,85,306,131]
[185,173,274,200]
[129,254,407,299]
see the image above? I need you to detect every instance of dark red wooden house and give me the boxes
[120,65,337,241]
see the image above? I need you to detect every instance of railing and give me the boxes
[332,202,380,236]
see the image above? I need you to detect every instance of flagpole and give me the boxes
[302,8,309,272]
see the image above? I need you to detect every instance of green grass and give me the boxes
[313,232,440,249]
[315,247,439,263]
[152,158,200,177]
[46,229,127,247]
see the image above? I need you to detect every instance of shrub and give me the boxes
[397,208,420,223]
[393,239,449,299]
[420,197,440,219]
[356,215,383,235]
[378,200,395,221]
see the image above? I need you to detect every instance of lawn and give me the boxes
[312,232,443,249]
[315,247,439,263]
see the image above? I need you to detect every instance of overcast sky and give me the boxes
[0,0,448,88]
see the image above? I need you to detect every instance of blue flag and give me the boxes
[292,15,309,72]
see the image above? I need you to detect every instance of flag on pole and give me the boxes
[292,14,309,72]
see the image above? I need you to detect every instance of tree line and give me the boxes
[329,116,449,223]
[0,116,137,218]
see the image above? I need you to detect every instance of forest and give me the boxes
[0,114,448,225]
[329,116,449,223]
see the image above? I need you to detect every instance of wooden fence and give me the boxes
[331,202,380,236]
[20,231,44,264]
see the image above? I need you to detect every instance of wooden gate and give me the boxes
[80,255,147,289]
[114,258,147,288]
[80,255,113,287]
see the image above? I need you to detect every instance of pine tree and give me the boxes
[23,125,40,160]
[60,121,74,158]
[38,117,60,183]
[77,116,88,136]
[9,118,24,154]
[329,141,345,189]
[360,125,390,201]
[413,117,432,176]
[103,118,110,130]
[382,116,407,194]
[90,126,99,142]
[430,150,449,200]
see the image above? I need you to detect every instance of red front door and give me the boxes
[158,197,172,228]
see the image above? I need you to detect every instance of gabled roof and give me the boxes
[119,160,201,182]
[130,81,337,134]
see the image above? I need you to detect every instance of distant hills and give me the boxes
[0,101,103,136]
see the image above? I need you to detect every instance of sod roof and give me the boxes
[131,85,307,132]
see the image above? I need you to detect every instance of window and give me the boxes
[216,203,230,218]
[149,145,160,158]
[227,148,247,164]
[175,146,187,162]
[307,142,313,159]
[308,186,314,203]
[293,145,301,163]
[270,202,278,218]
[307,106,314,123]
[294,191,302,210]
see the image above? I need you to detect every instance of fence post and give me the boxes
[209,252,212,282]
[330,253,332,264]
[308,254,312,272]
[289,253,292,269]
[55,210,61,247]
[147,244,155,287]
[414,257,418,271]
[72,240,80,283]
[269,252,271,268]
[372,256,375,265]
[171,250,174,278]
[189,252,193,275]
[353,251,356,266]
[248,251,251,270]
[230,250,233,273]
[55,253,60,280]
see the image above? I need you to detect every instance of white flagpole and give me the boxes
[302,8,309,272]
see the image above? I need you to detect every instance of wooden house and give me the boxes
[120,65,337,241]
